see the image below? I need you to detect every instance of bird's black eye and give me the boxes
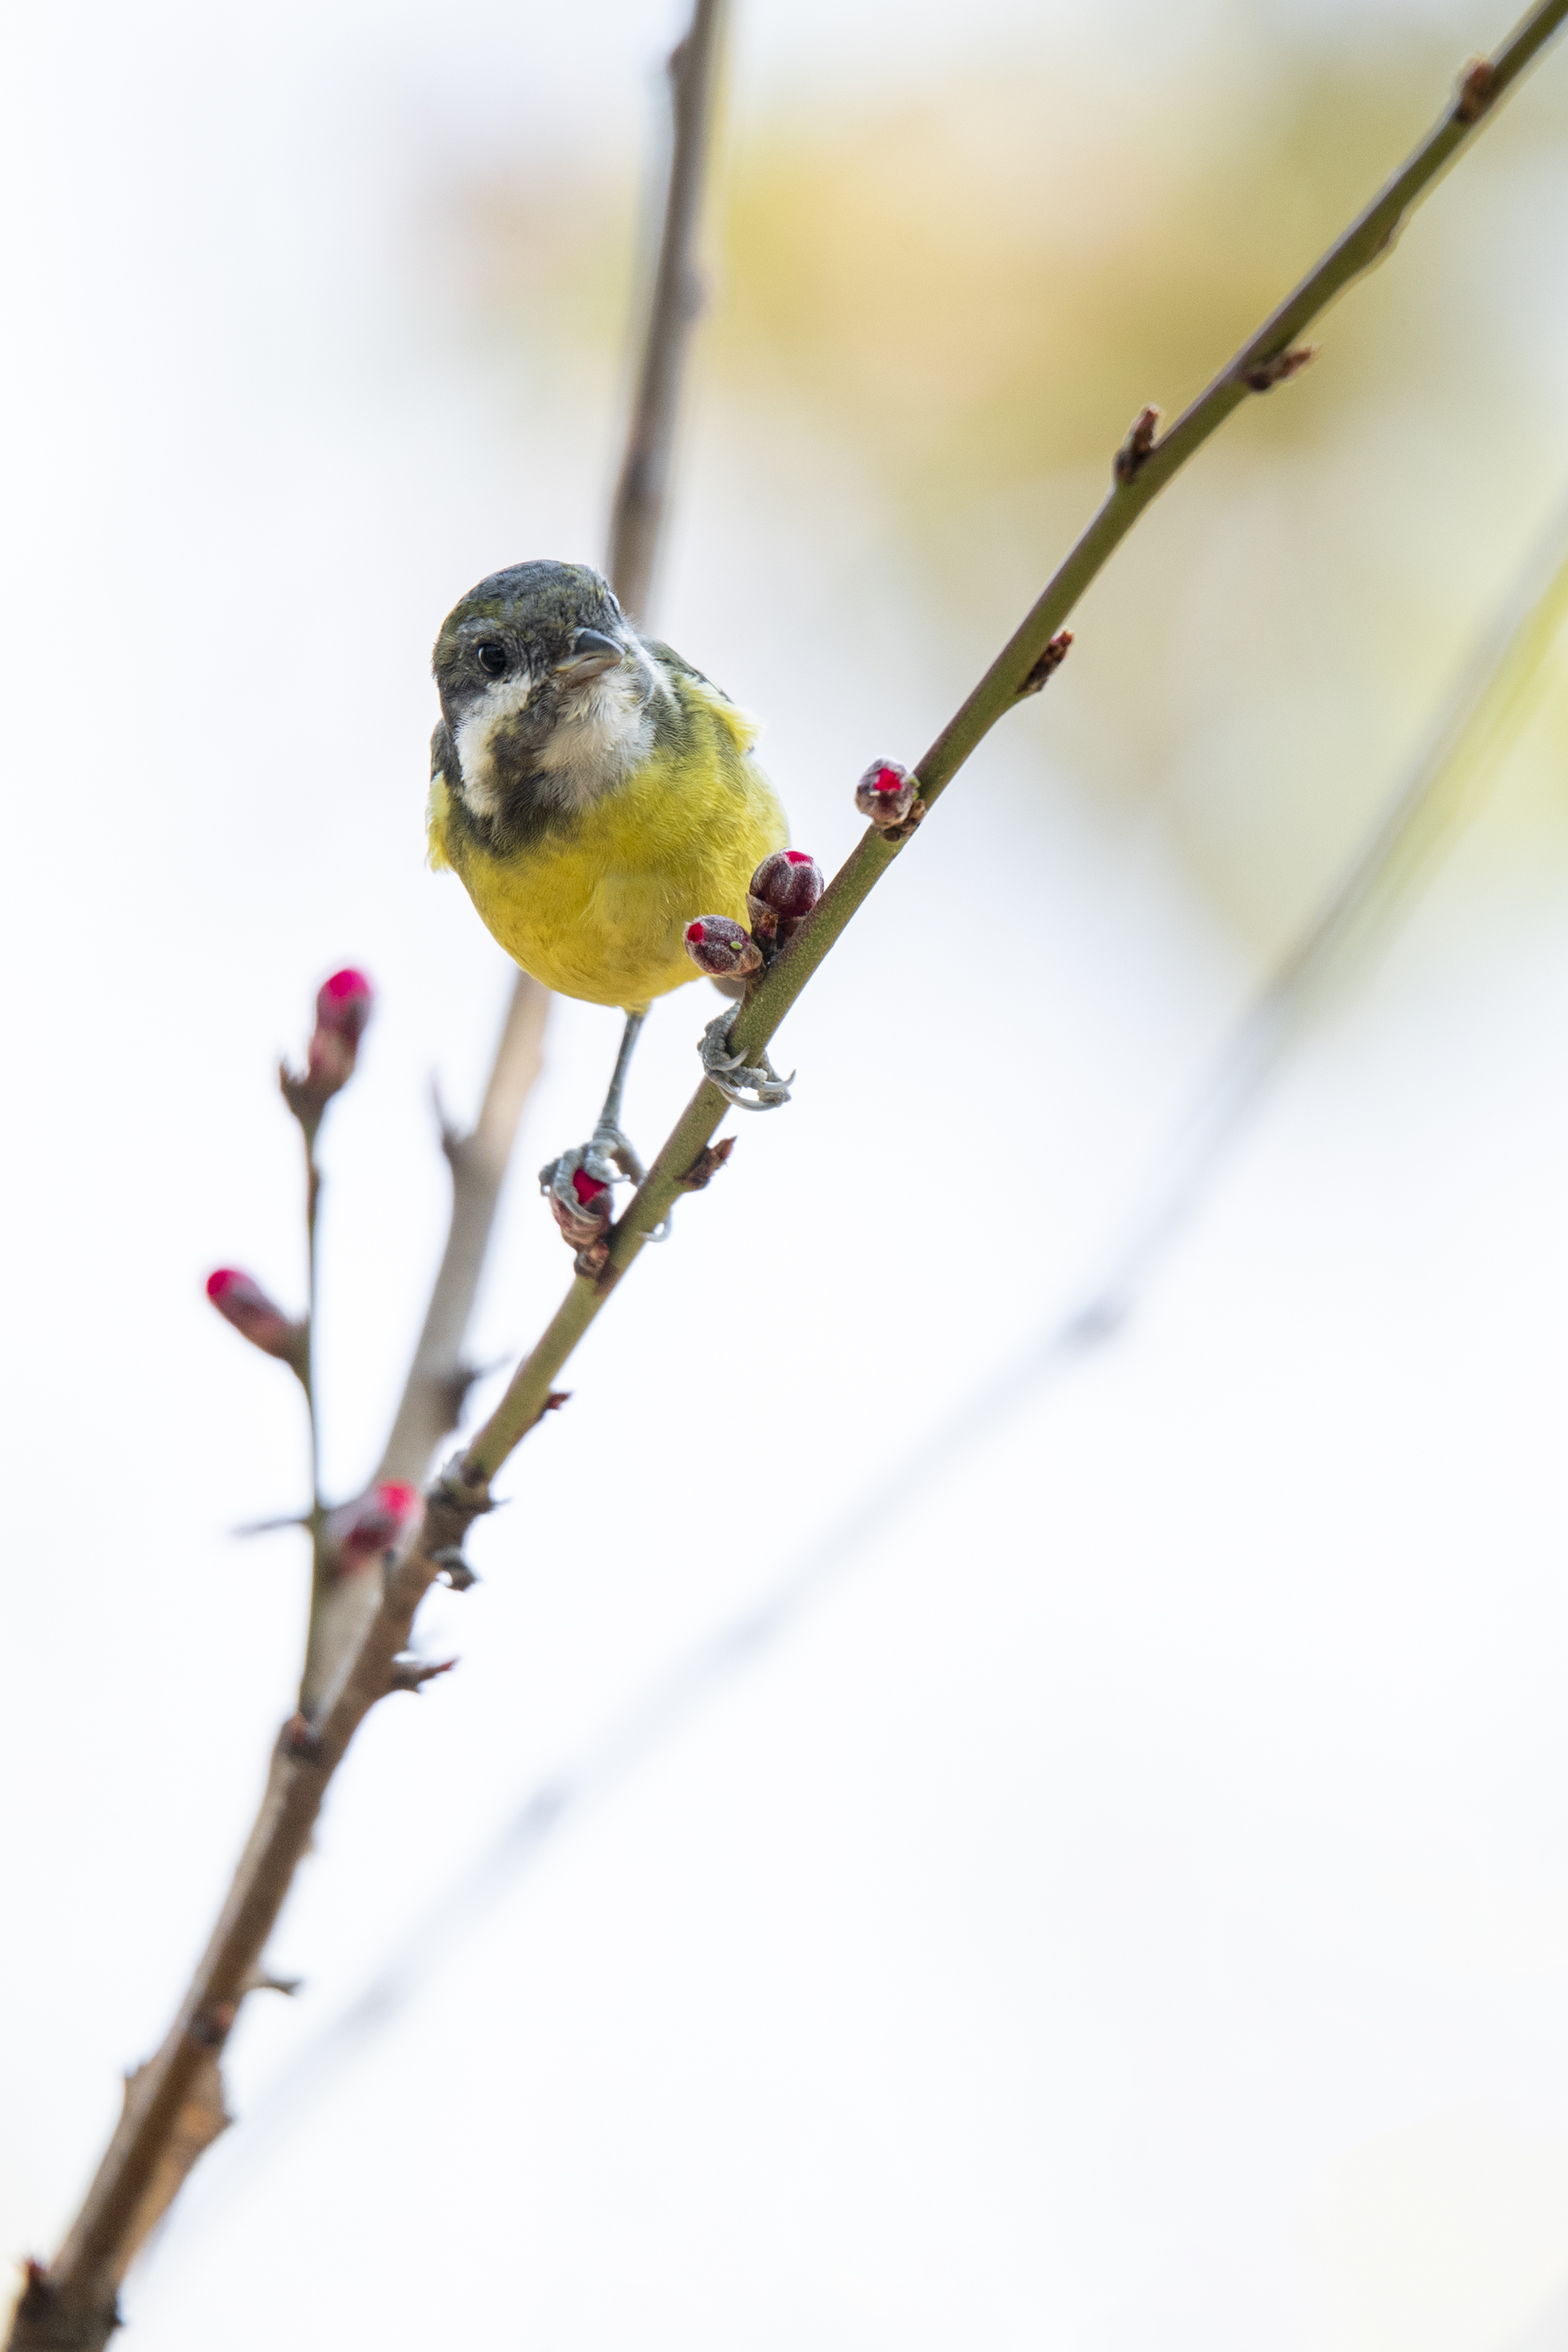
[476,641,508,678]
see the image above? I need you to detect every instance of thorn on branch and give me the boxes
[1454,56,1497,121]
[1113,404,1162,485]
[231,1510,312,1538]
[243,1965,303,1997]
[387,1652,458,1696]
[1017,630,1074,698]
[429,1545,481,1592]
[1239,344,1317,393]
[855,760,926,840]
[680,1135,736,1191]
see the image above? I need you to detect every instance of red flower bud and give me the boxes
[855,760,919,829]
[749,849,823,924]
[315,968,374,1043]
[330,1480,422,1575]
[282,968,375,1126]
[684,915,762,979]
[206,1268,306,1369]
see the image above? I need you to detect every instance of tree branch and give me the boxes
[446,0,1568,1487]
[606,0,728,622]
[5,1,734,2340]
[376,970,550,1488]
[12,6,1563,2343]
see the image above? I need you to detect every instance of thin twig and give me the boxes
[449,0,1568,1488]
[374,974,550,1488]
[5,1,734,2340]
[606,0,729,623]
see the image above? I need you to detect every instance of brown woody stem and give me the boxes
[605,0,728,623]
[5,0,734,2338]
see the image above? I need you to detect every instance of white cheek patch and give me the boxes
[453,672,534,819]
[532,660,655,813]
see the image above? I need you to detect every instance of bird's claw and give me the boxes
[539,1120,644,1213]
[700,1010,794,1111]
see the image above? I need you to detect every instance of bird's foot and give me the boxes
[700,1009,794,1111]
[540,1120,675,1273]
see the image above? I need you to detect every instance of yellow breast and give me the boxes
[427,676,788,1012]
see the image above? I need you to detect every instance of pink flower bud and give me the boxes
[684,916,763,979]
[206,1268,306,1368]
[282,968,375,1127]
[855,760,919,828]
[315,968,374,1043]
[331,1481,422,1575]
[749,849,823,925]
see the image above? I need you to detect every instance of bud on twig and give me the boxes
[855,760,923,834]
[679,1134,736,1191]
[282,967,374,1128]
[324,1481,421,1580]
[1018,630,1074,697]
[206,1269,308,1374]
[747,849,823,944]
[1113,404,1161,485]
[1454,56,1497,121]
[684,916,763,979]
[1241,344,1317,393]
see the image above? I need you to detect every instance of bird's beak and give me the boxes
[553,630,623,686]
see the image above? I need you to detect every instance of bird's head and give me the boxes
[431,559,661,832]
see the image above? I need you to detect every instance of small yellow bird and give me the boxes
[428,559,790,1209]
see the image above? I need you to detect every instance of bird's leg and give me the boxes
[540,1011,651,1252]
[587,1007,647,1183]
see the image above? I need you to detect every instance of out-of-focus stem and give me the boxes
[374,973,550,1489]
[606,0,728,623]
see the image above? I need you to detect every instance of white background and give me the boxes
[4,0,1568,2345]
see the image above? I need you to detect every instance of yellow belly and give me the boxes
[427,691,789,1012]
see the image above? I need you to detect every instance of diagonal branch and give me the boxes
[448,0,1568,1485]
[10,7,1563,2346]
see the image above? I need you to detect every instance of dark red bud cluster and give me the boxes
[685,851,823,983]
[284,967,375,1128]
[747,848,823,941]
[206,1268,307,1370]
[684,916,762,979]
[855,760,921,831]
